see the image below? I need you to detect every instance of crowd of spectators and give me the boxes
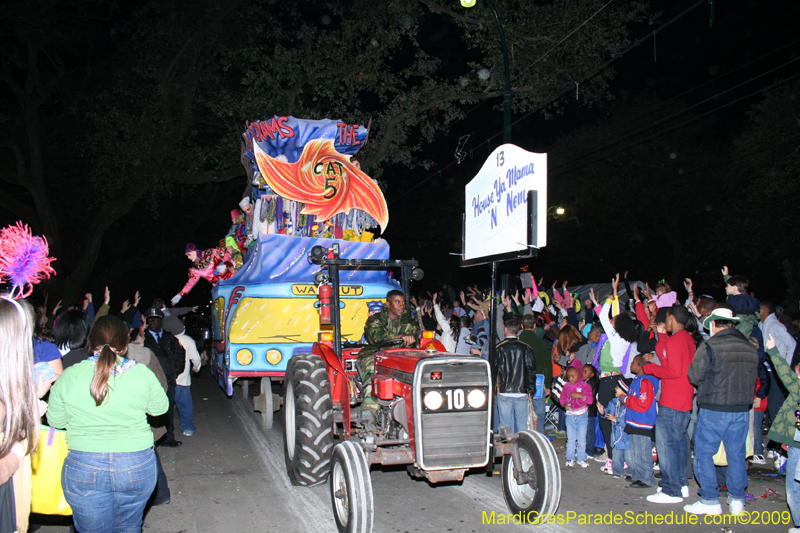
[3,265,800,532]
[1,289,202,532]
[408,268,800,530]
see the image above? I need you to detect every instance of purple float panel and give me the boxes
[218,233,392,286]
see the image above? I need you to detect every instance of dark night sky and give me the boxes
[374,1,800,299]
[4,0,799,309]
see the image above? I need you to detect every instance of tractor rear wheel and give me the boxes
[330,440,373,533]
[501,430,561,521]
[284,353,334,486]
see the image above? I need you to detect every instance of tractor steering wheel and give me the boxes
[378,337,406,349]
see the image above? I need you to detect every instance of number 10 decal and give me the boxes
[445,388,465,410]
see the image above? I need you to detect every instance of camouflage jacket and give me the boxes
[359,309,420,360]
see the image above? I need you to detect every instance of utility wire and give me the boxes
[515,0,616,81]
[552,36,800,149]
[445,0,620,130]
[551,56,800,173]
[390,0,706,204]
[496,0,708,144]
[550,71,800,179]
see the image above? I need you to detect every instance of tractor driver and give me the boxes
[357,290,420,429]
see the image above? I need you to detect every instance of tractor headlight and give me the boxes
[423,390,443,410]
[467,389,486,409]
[236,349,253,366]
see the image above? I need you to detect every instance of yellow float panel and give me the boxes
[228,297,371,344]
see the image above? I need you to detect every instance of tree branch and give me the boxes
[160,0,246,88]
[363,88,503,167]
[172,165,243,185]
[417,0,483,26]
[0,141,26,185]
[0,187,36,224]
[285,67,350,116]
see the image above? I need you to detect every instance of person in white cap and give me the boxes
[238,196,253,216]
[684,303,758,518]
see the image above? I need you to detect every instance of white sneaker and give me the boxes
[684,500,722,515]
[681,485,689,498]
[729,499,745,516]
[751,454,766,465]
[565,460,575,467]
[647,491,683,504]
[788,528,800,533]
[577,461,589,468]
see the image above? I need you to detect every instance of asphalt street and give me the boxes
[34,370,790,533]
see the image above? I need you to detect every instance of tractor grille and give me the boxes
[414,358,491,470]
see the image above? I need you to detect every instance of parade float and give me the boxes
[209,116,400,429]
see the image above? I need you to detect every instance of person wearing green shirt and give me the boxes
[48,316,168,532]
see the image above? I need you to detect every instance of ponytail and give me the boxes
[87,316,129,406]
[90,344,117,405]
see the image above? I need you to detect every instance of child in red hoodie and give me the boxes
[560,361,594,467]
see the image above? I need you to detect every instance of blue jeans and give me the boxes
[628,433,655,486]
[557,404,567,431]
[565,412,588,462]
[585,416,597,457]
[655,406,691,497]
[174,385,196,433]
[495,394,528,434]
[150,449,170,506]
[612,447,628,476]
[164,382,176,442]
[753,410,765,456]
[693,409,749,505]
[62,448,157,533]
[531,396,546,433]
[787,447,800,527]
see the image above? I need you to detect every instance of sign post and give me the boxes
[461,144,548,364]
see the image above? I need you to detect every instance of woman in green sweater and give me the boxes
[765,334,800,533]
[48,315,168,533]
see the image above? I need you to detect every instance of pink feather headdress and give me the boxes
[0,222,57,299]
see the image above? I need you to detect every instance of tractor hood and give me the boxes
[375,349,481,375]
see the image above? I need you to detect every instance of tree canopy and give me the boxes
[0,0,652,303]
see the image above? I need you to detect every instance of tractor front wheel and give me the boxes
[330,440,373,533]
[501,430,561,521]
[283,353,334,486]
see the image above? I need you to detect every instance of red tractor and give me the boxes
[282,244,561,533]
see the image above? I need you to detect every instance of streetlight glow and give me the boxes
[556,207,565,215]
[460,0,477,7]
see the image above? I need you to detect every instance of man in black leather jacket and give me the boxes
[684,304,758,517]
[491,317,537,434]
